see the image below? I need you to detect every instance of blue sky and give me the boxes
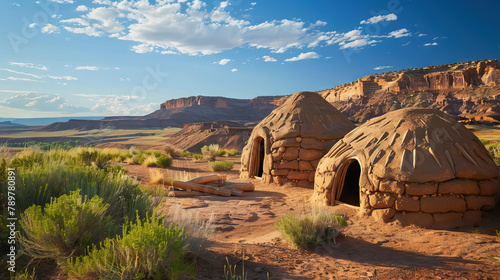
[0,0,499,118]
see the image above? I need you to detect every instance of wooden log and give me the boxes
[166,180,232,197]
[222,182,255,192]
[187,174,227,184]
[231,189,244,197]
[168,191,203,197]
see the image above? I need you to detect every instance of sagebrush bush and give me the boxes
[179,150,192,158]
[164,144,179,157]
[275,209,346,247]
[66,210,194,279]
[192,154,203,161]
[10,161,150,223]
[209,160,234,171]
[19,191,116,265]
[132,154,145,165]
[201,144,220,160]
[227,149,240,156]
[156,154,173,168]
[481,140,500,166]
[143,155,158,167]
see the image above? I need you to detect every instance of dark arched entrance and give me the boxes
[252,137,265,177]
[335,159,361,206]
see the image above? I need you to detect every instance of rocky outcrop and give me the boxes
[319,59,500,123]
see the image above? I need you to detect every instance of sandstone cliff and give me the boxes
[319,59,500,123]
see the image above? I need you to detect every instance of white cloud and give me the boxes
[387,28,410,38]
[0,77,40,82]
[418,33,427,37]
[231,68,237,72]
[49,0,74,3]
[29,23,37,28]
[433,37,439,40]
[0,68,42,79]
[360,13,397,24]
[64,26,103,37]
[75,66,100,71]
[402,41,410,46]
[160,50,177,55]
[307,20,327,30]
[0,92,88,113]
[61,18,90,26]
[217,58,231,65]
[263,55,277,62]
[46,75,78,81]
[373,65,392,70]
[251,2,256,6]
[61,1,329,55]
[120,77,130,82]
[424,42,438,46]
[340,39,380,49]
[41,24,60,34]
[9,62,48,71]
[132,44,154,54]
[73,94,159,115]
[75,5,88,12]
[285,52,319,62]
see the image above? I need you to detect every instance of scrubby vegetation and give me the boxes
[19,191,116,265]
[275,209,347,248]
[156,154,173,168]
[164,144,180,157]
[482,140,500,166]
[201,144,221,161]
[209,160,234,171]
[6,140,95,150]
[66,210,194,280]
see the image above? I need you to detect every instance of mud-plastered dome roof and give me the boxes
[326,108,498,182]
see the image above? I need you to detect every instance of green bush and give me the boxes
[179,150,192,158]
[143,155,158,167]
[209,160,234,171]
[66,210,194,280]
[9,150,44,169]
[201,144,220,160]
[10,161,150,223]
[132,154,146,165]
[227,149,240,156]
[156,154,173,168]
[192,154,203,160]
[217,149,227,157]
[164,144,179,157]
[275,209,346,247]
[19,191,116,265]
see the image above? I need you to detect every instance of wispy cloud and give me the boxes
[0,92,88,113]
[285,52,319,62]
[387,28,410,38]
[216,59,231,65]
[360,13,397,25]
[73,94,159,115]
[9,62,48,71]
[424,42,438,46]
[0,68,42,79]
[41,24,60,34]
[373,65,393,70]
[263,55,277,62]
[75,66,100,71]
[46,75,78,81]
[0,77,40,82]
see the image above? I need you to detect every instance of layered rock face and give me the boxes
[319,59,500,123]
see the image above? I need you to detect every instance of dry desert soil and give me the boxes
[123,157,500,280]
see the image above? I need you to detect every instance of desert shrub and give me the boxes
[483,141,500,166]
[218,149,227,157]
[76,149,98,166]
[165,205,214,255]
[143,155,158,167]
[10,161,150,223]
[9,149,44,169]
[13,268,37,280]
[66,210,194,279]
[152,151,162,158]
[201,144,220,160]
[0,157,7,185]
[19,191,116,265]
[227,149,240,156]
[149,169,164,184]
[164,144,179,157]
[192,154,203,161]
[275,209,346,247]
[132,154,146,165]
[496,230,500,237]
[209,160,234,171]
[179,150,192,158]
[156,154,173,168]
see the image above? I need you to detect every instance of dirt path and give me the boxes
[125,157,500,280]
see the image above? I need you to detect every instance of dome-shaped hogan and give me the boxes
[313,108,499,228]
[240,91,355,188]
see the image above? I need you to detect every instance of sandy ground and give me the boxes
[124,157,500,280]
